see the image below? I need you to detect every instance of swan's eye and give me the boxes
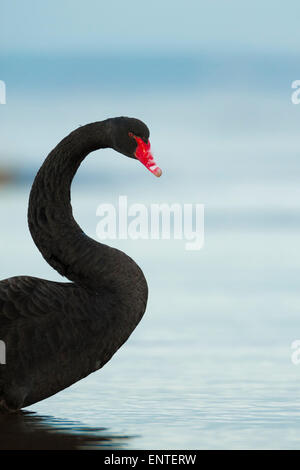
[128,132,148,144]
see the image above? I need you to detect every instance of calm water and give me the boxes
[0,177,300,449]
[1,81,300,449]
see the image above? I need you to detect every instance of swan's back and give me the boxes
[0,275,147,411]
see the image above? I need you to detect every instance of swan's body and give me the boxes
[0,117,161,412]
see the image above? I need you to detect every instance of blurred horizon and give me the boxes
[2,0,300,181]
[1,49,299,91]
[1,48,299,181]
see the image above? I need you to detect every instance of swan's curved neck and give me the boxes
[28,121,144,294]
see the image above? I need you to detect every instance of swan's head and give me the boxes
[109,117,162,177]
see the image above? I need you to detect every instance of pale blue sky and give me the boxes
[2,0,300,54]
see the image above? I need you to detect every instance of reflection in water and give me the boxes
[0,411,132,450]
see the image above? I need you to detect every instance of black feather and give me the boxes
[0,118,149,411]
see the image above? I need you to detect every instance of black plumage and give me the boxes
[0,117,150,412]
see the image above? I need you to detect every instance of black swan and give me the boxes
[0,117,161,412]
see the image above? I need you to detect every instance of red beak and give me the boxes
[133,136,162,177]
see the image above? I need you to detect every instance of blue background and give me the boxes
[1,0,300,450]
